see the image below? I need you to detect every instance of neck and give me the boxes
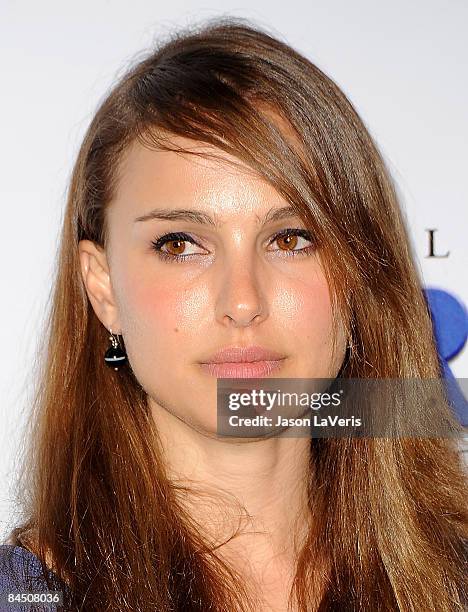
[150,398,313,565]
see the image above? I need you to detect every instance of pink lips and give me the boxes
[199,345,286,378]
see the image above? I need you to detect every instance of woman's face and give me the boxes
[80,135,347,433]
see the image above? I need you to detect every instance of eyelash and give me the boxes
[150,228,316,263]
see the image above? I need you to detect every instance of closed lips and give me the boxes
[200,345,286,364]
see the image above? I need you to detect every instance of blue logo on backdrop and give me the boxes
[423,288,468,427]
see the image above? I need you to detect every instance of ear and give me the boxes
[78,240,122,333]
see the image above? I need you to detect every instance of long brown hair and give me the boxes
[7,16,467,611]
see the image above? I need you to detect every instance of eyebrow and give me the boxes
[133,205,301,228]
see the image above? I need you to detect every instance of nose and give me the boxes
[215,259,268,328]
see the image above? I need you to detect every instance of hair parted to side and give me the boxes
[7,15,467,611]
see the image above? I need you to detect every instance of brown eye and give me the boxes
[151,231,207,262]
[268,228,316,258]
[165,239,187,255]
[276,233,299,251]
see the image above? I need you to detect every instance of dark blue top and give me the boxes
[0,544,65,611]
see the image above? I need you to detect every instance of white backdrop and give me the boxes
[1,0,467,541]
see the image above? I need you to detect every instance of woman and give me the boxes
[1,16,467,611]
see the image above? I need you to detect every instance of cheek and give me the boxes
[114,266,211,347]
[303,283,334,341]
[274,265,345,378]
[274,270,335,342]
[117,275,180,339]
[113,271,191,390]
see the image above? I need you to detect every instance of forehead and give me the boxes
[109,134,287,223]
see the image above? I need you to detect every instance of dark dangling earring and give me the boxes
[104,327,127,371]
